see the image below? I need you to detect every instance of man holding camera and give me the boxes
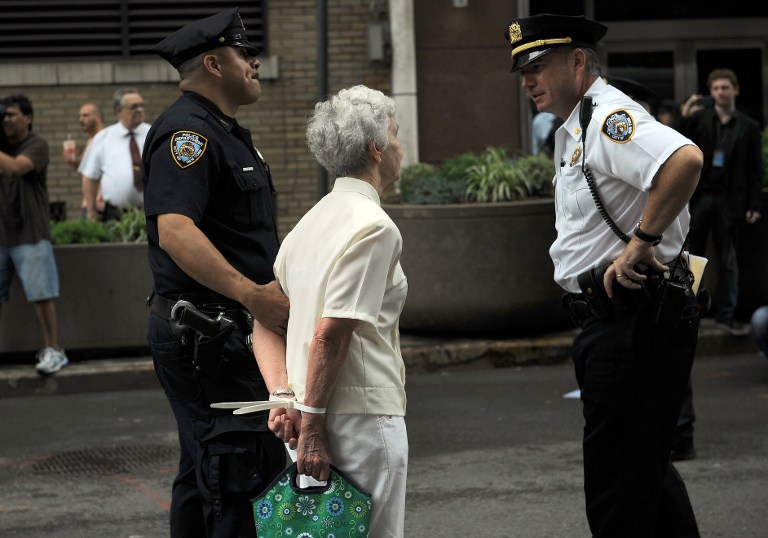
[678,69,762,335]
[506,14,703,537]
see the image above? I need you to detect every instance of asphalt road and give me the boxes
[1,352,767,537]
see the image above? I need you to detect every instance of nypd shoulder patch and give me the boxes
[171,131,208,168]
[601,110,635,143]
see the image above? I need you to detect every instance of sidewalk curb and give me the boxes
[0,322,758,399]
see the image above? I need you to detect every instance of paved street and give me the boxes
[1,352,767,537]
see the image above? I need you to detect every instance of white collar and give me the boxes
[332,176,381,206]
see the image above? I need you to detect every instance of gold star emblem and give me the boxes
[508,22,522,44]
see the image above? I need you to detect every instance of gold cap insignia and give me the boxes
[218,36,225,43]
[508,22,522,45]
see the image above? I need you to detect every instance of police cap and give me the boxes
[505,14,607,72]
[153,7,260,68]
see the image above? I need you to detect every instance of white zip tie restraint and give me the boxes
[211,396,326,415]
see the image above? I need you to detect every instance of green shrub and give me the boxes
[106,206,147,243]
[465,147,521,202]
[50,218,114,244]
[512,153,555,198]
[398,148,555,204]
[50,207,147,244]
[399,162,468,204]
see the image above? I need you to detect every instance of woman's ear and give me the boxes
[367,140,382,162]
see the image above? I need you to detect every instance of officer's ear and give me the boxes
[572,48,587,73]
[202,53,222,77]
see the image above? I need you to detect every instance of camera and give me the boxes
[695,96,714,108]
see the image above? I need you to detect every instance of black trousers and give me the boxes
[148,312,285,538]
[572,309,700,538]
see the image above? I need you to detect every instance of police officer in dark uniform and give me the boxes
[143,8,288,537]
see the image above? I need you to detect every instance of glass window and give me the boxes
[607,51,675,108]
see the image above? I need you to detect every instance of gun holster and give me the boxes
[170,300,235,379]
[577,263,651,320]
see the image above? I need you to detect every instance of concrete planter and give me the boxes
[383,199,570,335]
[0,243,151,355]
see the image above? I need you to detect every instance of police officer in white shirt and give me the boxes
[507,14,704,538]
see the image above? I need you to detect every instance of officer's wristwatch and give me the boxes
[633,222,663,246]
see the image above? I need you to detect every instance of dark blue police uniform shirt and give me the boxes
[142,92,279,296]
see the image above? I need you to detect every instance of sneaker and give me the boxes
[35,347,69,375]
[716,316,750,337]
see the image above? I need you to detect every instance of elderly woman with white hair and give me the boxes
[250,84,408,537]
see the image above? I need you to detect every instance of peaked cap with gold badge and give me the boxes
[505,14,607,72]
[153,7,260,68]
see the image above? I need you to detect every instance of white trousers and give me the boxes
[289,414,408,538]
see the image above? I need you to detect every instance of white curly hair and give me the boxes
[306,85,396,177]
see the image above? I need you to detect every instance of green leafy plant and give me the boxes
[398,147,554,204]
[105,206,147,243]
[399,162,468,204]
[50,207,147,244]
[511,153,555,198]
[50,218,113,244]
[465,147,527,202]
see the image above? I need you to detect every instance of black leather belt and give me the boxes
[147,292,252,329]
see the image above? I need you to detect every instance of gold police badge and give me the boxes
[570,144,582,167]
[171,131,208,168]
[601,110,635,143]
[508,22,522,44]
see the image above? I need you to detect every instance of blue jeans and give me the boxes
[0,240,59,302]
[750,306,768,356]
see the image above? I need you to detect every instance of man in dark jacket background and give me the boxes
[673,68,763,463]
[678,68,762,335]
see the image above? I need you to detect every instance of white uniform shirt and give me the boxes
[274,177,408,416]
[550,77,695,292]
[78,121,150,209]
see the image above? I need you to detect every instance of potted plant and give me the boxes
[383,147,570,335]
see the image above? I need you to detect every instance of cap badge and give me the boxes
[218,36,225,43]
[601,110,635,143]
[171,131,208,169]
[508,22,522,44]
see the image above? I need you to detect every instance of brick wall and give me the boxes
[1,0,390,238]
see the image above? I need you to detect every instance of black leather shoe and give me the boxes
[670,438,696,461]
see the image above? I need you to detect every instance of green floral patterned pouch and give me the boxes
[252,462,372,537]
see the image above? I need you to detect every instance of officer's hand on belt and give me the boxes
[604,237,668,298]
